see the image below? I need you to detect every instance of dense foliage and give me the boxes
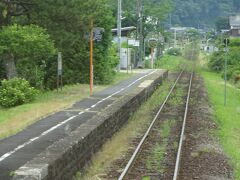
[0,78,38,108]
[111,0,239,28]
[0,0,117,90]
[171,0,239,28]
[209,38,240,86]
[0,25,56,89]
[166,48,182,56]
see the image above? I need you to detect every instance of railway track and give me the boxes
[118,70,194,180]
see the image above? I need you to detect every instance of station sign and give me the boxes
[93,28,105,42]
[148,38,158,48]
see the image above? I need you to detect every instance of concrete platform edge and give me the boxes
[13,70,168,180]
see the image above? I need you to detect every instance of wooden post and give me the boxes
[57,74,59,92]
[151,48,154,69]
[90,20,94,95]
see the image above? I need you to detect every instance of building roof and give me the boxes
[229,15,240,27]
[111,26,136,36]
[169,27,196,33]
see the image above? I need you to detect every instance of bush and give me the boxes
[209,38,240,88]
[166,48,182,56]
[144,60,152,69]
[0,78,39,108]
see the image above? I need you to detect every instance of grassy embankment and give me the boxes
[0,72,133,139]
[198,55,240,179]
[78,55,189,179]
[155,55,191,71]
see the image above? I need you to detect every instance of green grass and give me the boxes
[0,72,133,139]
[142,177,151,180]
[155,55,194,72]
[79,79,173,180]
[200,70,240,179]
[146,120,174,174]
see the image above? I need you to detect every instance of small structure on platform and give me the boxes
[112,26,137,70]
[120,48,132,69]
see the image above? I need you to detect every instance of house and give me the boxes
[229,15,240,37]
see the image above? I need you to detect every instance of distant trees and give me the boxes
[186,29,200,42]
[0,0,34,27]
[215,17,230,32]
[171,0,234,27]
[233,0,240,11]
[110,0,173,60]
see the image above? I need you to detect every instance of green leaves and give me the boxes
[0,78,39,108]
[0,24,56,57]
[0,24,56,89]
[0,0,117,89]
[171,0,234,27]
[209,38,240,82]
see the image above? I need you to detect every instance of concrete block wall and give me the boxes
[13,70,168,180]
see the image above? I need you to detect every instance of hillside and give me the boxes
[171,0,240,28]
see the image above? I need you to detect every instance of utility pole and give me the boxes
[90,20,94,95]
[174,28,177,48]
[224,38,229,106]
[169,13,172,28]
[137,0,143,67]
[117,0,122,71]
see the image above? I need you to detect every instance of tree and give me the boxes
[0,0,35,27]
[0,24,56,89]
[186,29,200,42]
[143,0,173,57]
[0,0,118,89]
[170,0,234,28]
[209,38,240,83]
[28,0,117,87]
[233,0,240,11]
[215,17,230,32]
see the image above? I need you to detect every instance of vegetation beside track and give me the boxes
[196,53,239,179]
[0,72,133,139]
[78,55,191,179]
[155,55,191,71]
[198,67,240,179]
[78,78,173,179]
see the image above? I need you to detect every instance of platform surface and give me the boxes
[0,69,166,180]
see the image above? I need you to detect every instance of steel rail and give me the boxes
[173,71,194,180]
[118,70,184,180]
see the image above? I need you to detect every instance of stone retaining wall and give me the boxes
[14,70,168,180]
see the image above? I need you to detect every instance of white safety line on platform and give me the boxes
[0,115,78,162]
[0,70,157,162]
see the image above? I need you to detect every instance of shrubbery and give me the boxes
[0,78,38,108]
[209,38,240,84]
[144,60,152,69]
[166,48,182,56]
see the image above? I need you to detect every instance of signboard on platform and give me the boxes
[128,39,139,47]
[93,28,104,42]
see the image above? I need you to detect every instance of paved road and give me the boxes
[0,69,161,179]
